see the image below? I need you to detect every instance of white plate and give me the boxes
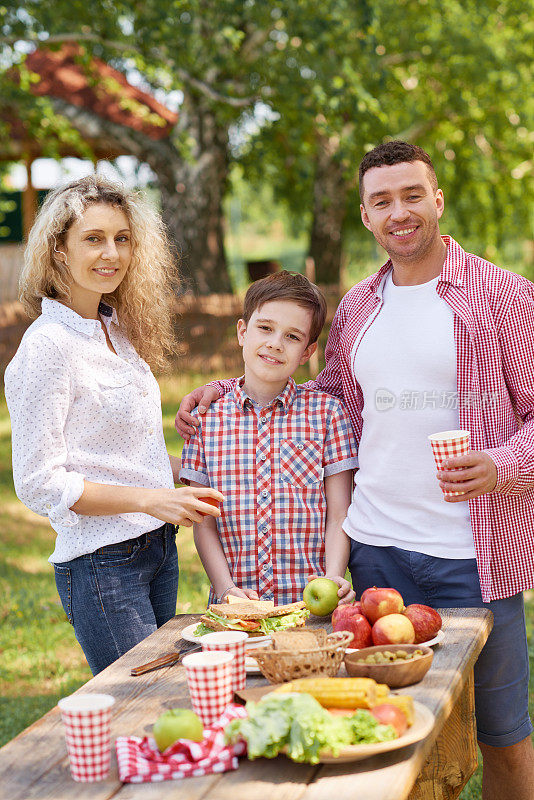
[314,700,434,763]
[421,628,444,647]
[345,628,444,654]
[181,623,271,647]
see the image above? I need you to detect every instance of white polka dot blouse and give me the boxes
[4,298,174,564]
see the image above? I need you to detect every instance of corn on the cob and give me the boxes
[379,694,415,726]
[375,684,390,703]
[272,677,378,709]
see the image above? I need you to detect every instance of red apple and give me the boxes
[370,704,407,736]
[332,605,372,648]
[332,601,362,627]
[371,614,415,645]
[360,587,405,624]
[403,604,442,644]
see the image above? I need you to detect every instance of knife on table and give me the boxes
[131,641,202,676]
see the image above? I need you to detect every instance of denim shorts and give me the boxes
[54,523,178,675]
[348,540,533,747]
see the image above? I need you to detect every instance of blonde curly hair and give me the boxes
[20,175,178,371]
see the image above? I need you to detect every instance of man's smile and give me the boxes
[390,226,418,238]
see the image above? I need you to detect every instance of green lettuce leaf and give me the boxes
[192,622,214,637]
[193,610,260,635]
[258,609,310,633]
[194,608,310,637]
[345,709,397,743]
[225,693,354,763]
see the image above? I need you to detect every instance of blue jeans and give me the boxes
[54,523,178,675]
[348,540,533,747]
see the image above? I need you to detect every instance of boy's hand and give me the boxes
[223,586,260,602]
[308,573,356,605]
[175,385,220,441]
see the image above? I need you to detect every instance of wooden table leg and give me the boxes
[408,671,478,800]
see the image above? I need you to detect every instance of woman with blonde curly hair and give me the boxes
[4,175,222,674]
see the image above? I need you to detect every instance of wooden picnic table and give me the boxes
[0,608,492,800]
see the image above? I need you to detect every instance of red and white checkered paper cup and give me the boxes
[182,651,234,726]
[201,630,248,691]
[428,429,471,497]
[58,693,115,782]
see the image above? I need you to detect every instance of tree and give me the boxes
[237,0,533,283]
[1,1,356,292]
[2,2,262,292]
[2,0,531,291]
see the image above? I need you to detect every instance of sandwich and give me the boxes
[193,600,310,638]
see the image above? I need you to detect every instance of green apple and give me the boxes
[302,577,340,616]
[152,708,204,751]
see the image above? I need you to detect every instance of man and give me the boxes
[176,141,534,799]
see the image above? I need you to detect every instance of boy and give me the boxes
[179,271,358,605]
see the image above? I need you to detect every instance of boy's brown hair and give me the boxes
[359,140,438,201]
[242,270,327,345]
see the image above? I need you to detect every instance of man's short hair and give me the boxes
[243,270,327,345]
[359,140,438,201]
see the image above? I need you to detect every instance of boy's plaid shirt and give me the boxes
[179,377,358,604]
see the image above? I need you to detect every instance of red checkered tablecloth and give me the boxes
[115,704,247,783]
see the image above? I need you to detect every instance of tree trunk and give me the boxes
[148,98,232,294]
[53,98,232,294]
[308,137,349,286]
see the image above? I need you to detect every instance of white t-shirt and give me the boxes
[4,298,174,563]
[343,272,474,559]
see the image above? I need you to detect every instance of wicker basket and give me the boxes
[251,631,354,684]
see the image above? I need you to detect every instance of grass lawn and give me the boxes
[0,369,532,799]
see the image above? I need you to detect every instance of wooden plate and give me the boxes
[316,701,434,763]
[344,644,433,688]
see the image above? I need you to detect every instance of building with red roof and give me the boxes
[3,44,178,237]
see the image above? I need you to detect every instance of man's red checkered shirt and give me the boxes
[179,377,358,604]
[309,236,534,602]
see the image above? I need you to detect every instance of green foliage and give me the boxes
[223,172,534,288]
[236,0,533,262]
[1,0,531,272]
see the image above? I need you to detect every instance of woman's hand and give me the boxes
[71,481,224,522]
[141,486,224,526]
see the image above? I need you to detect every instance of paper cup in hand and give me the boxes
[182,651,234,725]
[58,693,115,782]
[428,430,470,496]
[201,630,248,691]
